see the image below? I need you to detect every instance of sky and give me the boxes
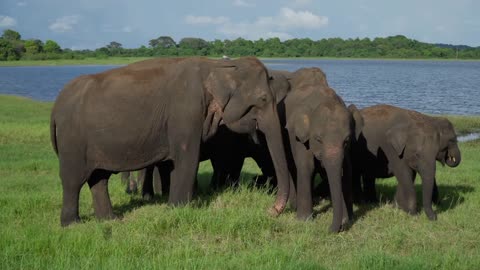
[0,0,479,49]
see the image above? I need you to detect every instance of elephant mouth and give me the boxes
[444,152,460,167]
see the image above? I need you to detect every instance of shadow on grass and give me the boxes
[308,180,475,228]
[112,171,263,217]
[373,182,474,214]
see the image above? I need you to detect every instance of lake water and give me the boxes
[0,59,479,115]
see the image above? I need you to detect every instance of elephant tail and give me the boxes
[50,115,58,156]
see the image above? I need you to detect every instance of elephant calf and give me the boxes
[284,68,363,232]
[351,104,461,220]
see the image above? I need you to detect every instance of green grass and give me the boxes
[1,94,480,269]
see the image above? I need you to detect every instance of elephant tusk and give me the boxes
[452,157,456,163]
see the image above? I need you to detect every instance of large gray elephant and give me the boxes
[284,68,363,232]
[50,57,290,226]
[351,104,461,220]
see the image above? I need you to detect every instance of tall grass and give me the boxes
[1,95,480,269]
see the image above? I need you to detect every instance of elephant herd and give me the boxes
[51,56,461,233]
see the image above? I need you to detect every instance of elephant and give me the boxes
[203,69,292,190]
[50,57,290,226]
[132,69,292,197]
[121,167,161,196]
[284,68,363,232]
[351,104,461,220]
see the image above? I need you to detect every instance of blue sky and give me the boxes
[0,0,479,49]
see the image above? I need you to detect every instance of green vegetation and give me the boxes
[1,29,480,63]
[1,95,480,269]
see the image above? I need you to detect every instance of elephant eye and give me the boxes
[315,136,323,144]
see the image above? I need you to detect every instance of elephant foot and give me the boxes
[127,180,138,194]
[425,209,437,221]
[296,211,313,221]
[329,223,344,233]
[142,193,153,201]
[60,215,81,227]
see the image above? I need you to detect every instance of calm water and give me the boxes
[0,59,479,115]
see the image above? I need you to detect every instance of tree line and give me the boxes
[1,29,480,61]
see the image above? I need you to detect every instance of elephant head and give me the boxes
[433,118,461,167]
[385,115,461,169]
[202,57,290,215]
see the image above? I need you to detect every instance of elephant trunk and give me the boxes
[258,104,290,216]
[445,144,461,167]
[322,147,346,233]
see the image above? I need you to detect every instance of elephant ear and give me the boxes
[202,65,238,141]
[286,107,310,144]
[204,64,238,110]
[348,104,364,140]
[386,123,409,156]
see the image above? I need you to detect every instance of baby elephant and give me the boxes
[351,104,461,220]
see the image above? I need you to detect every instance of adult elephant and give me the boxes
[135,70,292,197]
[284,68,363,232]
[351,104,461,220]
[204,69,292,190]
[50,57,290,226]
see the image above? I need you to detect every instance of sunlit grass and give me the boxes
[1,95,480,269]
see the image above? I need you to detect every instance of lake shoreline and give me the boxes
[1,56,480,67]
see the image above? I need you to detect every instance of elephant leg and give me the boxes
[121,171,137,194]
[141,167,154,200]
[152,166,162,195]
[60,164,85,226]
[418,162,437,220]
[314,170,330,200]
[210,158,226,190]
[342,156,354,221]
[351,164,363,204]
[393,167,417,215]
[88,169,115,220]
[292,141,315,220]
[432,177,440,205]
[362,174,378,203]
[157,161,173,196]
[168,142,201,205]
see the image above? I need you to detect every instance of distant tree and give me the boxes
[0,39,20,60]
[44,40,61,53]
[149,36,176,48]
[106,41,122,49]
[1,29,21,41]
[24,39,43,54]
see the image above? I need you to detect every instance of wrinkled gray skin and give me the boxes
[205,69,292,189]
[285,68,363,233]
[127,70,295,199]
[351,104,461,220]
[51,57,290,226]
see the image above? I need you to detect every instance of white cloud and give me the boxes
[49,15,80,33]
[17,2,27,6]
[216,7,328,40]
[0,15,17,27]
[233,0,255,7]
[185,15,230,25]
[276,8,328,29]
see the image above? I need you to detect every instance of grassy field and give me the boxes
[1,94,479,269]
